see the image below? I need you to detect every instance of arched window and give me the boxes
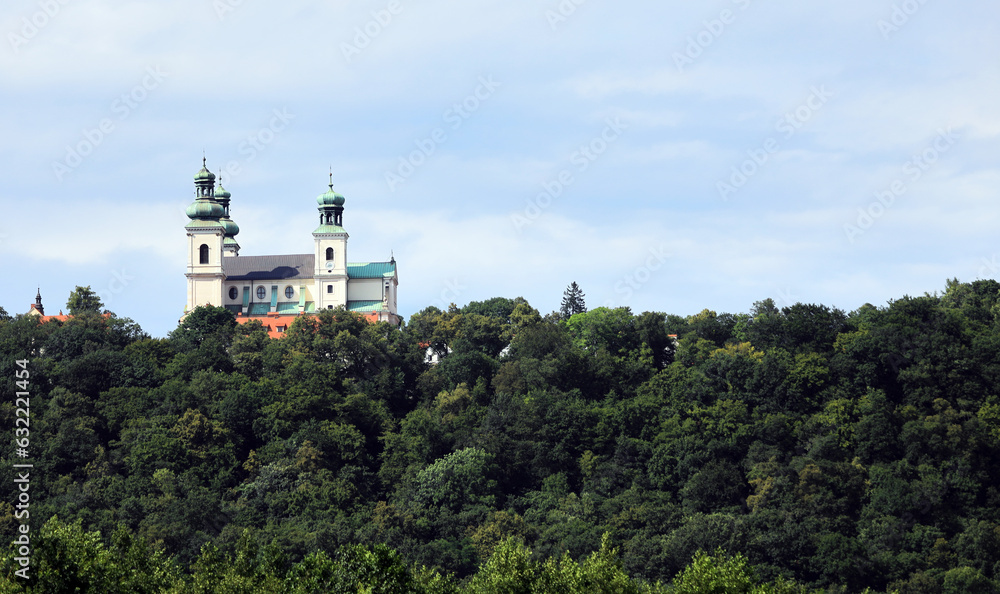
[199,244,209,264]
[325,247,334,261]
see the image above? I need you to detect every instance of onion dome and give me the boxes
[186,158,225,228]
[317,183,346,207]
[186,199,225,219]
[314,171,348,233]
[214,184,231,201]
[221,216,240,236]
[194,160,216,183]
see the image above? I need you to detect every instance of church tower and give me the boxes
[313,174,349,310]
[215,178,240,257]
[185,159,227,312]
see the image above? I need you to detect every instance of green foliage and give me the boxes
[467,534,664,594]
[414,447,497,512]
[0,517,183,593]
[6,280,1000,591]
[170,304,238,352]
[560,282,587,320]
[670,549,804,594]
[66,285,104,315]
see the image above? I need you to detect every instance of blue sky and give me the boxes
[1,0,998,337]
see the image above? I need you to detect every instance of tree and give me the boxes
[670,549,805,594]
[414,447,498,512]
[560,282,587,320]
[169,305,237,352]
[66,285,104,316]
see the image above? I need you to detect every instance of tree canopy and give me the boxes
[2,280,1000,591]
[66,285,104,316]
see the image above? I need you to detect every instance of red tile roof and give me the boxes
[235,311,381,338]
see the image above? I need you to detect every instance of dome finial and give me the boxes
[329,166,334,190]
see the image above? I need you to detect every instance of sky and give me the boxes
[1,0,998,338]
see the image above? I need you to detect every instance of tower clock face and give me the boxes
[326,261,334,270]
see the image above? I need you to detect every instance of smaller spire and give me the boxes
[33,288,44,315]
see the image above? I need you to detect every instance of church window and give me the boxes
[327,285,333,294]
[229,287,238,300]
[325,247,334,261]
[285,286,294,299]
[256,286,266,300]
[199,244,209,264]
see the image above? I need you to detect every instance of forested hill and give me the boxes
[1,279,1000,592]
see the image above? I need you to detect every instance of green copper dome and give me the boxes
[215,184,231,200]
[194,165,216,182]
[221,216,240,236]
[317,184,345,207]
[186,199,225,219]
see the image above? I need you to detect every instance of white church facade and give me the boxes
[184,160,399,335]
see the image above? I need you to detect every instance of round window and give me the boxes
[256,286,266,300]
[228,287,238,300]
[285,286,294,299]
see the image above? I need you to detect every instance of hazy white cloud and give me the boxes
[1,0,998,335]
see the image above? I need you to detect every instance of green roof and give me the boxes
[276,302,299,314]
[347,262,396,279]
[347,300,385,313]
[185,219,225,230]
[313,225,347,234]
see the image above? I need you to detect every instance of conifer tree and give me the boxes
[560,282,587,320]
